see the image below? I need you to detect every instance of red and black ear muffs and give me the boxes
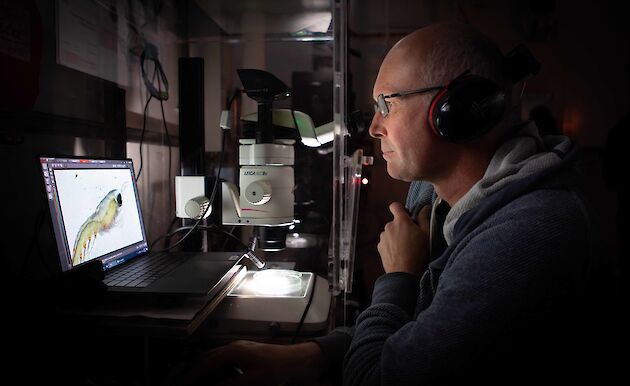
[428,71,506,143]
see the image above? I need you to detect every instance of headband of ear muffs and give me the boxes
[428,72,506,143]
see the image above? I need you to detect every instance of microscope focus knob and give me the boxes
[245,181,272,205]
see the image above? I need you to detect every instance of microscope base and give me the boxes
[209,272,331,336]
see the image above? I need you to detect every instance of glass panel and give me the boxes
[329,0,372,305]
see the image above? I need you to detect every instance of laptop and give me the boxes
[39,156,245,296]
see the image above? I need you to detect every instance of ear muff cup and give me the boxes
[428,74,506,143]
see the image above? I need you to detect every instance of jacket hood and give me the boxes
[443,121,575,245]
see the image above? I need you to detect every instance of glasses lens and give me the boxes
[377,94,389,118]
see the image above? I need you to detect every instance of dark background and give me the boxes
[1,0,627,384]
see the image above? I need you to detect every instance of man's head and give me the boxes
[369,22,512,182]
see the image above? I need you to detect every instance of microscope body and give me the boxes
[220,68,300,251]
[222,141,294,227]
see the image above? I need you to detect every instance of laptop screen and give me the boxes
[40,157,149,272]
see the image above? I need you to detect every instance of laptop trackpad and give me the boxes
[148,257,238,296]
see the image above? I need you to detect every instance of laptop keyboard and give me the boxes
[104,253,183,288]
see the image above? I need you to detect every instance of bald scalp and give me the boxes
[385,22,510,93]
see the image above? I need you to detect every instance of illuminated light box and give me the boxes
[211,269,330,335]
[228,269,311,297]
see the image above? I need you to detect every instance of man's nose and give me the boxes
[368,113,385,138]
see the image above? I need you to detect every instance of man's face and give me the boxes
[369,64,446,182]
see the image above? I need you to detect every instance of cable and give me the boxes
[137,43,169,182]
[151,89,241,252]
[167,215,179,234]
[149,216,179,249]
[221,225,237,250]
[152,130,227,253]
[148,88,239,252]
[159,98,172,208]
[150,224,253,254]
[140,44,169,101]
[292,274,318,343]
[136,94,153,182]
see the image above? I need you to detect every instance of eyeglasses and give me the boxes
[374,85,444,119]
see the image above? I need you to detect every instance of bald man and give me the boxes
[181,23,615,386]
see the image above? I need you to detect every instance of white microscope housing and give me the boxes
[222,140,295,227]
[221,68,329,251]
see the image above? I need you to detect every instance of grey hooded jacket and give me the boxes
[313,122,616,385]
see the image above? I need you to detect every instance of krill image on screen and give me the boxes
[53,168,144,267]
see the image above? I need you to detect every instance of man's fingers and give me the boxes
[389,202,411,221]
[417,205,431,230]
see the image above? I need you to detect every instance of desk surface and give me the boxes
[55,266,247,338]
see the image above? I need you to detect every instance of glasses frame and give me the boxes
[374,85,445,118]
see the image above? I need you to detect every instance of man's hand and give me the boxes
[179,340,325,386]
[377,202,431,276]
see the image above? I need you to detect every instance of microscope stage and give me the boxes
[211,270,330,334]
[229,269,312,298]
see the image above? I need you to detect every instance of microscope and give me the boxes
[174,69,331,337]
[217,69,331,336]
[221,69,295,253]
[177,69,334,255]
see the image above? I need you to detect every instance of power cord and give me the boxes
[221,225,237,250]
[141,43,169,101]
[135,94,153,182]
[136,43,170,183]
[148,88,240,252]
[151,130,227,253]
[292,274,318,343]
[150,224,253,254]
[159,100,173,207]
